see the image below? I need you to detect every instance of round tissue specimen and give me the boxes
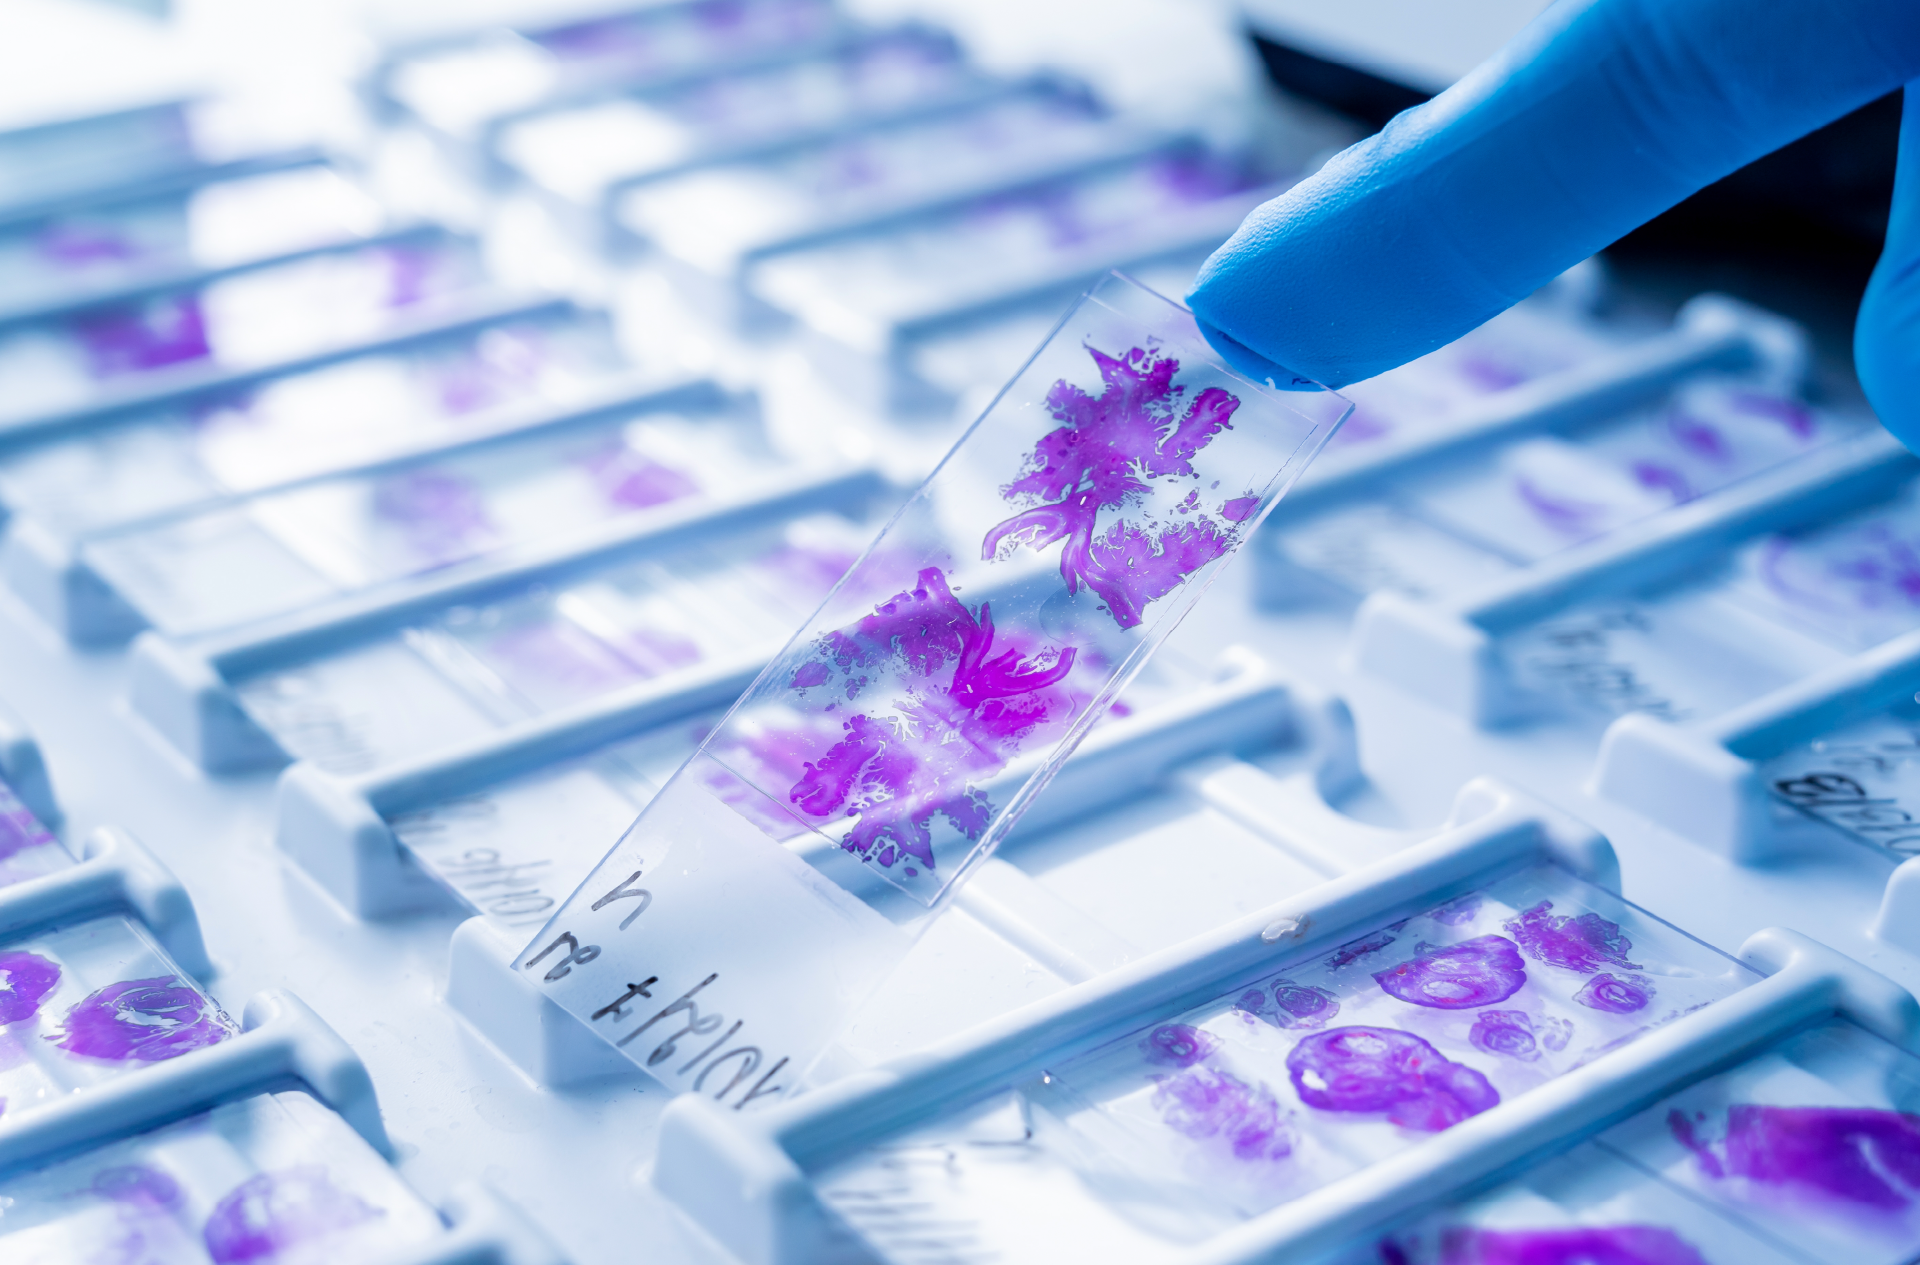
[1574,973,1651,1014]
[1286,1026,1499,1132]
[1151,1066,1294,1161]
[1468,1010,1539,1062]
[50,975,233,1062]
[0,951,60,1024]
[1373,936,1526,1010]
[1438,1224,1711,1264]
[1141,1023,1217,1068]
[204,1167,382,1263]
[1236,979,1340,1030]
[1504,900,1641,974]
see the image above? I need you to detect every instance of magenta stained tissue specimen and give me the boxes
[1670,1103,1920,1210]
[1504,901,1640,975]
[1287,1027,1498,1133]
[777,566,1080,874]
[373,469,493,565]
[1141,1023,1217,1068]
[1373,935,1527,1010]
[1428,1224,1712,1265]
[1573,972,1651,1014]
[204,1166,383,1264]
[982,345,1254,629]
[50,975,232,1062]
[584,443,700,511]
[0,951,60,1025]
[1236,978,1339,1030]
[1151,1065,1295,1162]
[1326,929,1398,970]
[73,293,211,378]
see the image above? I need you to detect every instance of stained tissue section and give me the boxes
[779,567,1079,874]
[1371,936,1528,1010]
[1417,1225,1713,1265]
[1671,1104,1920,1209]
[1286,1026,1499,1132]
[983,344,1251,629]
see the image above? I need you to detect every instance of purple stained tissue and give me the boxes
[1433,1224,1712,1265]
[982,345,1255,629]
[1286,1026,1499,1132]
[1235,978,1340,1030]
[1372,935,1527,1010]
[1670,1103,1920,1209]
[203,1166,383,1263]
[49,975,232,1062]
[0,950,59,1024]
[1150,1065,1295,1162]
[1573,972,1652,1014]
[1503,901,1640,974]
[1140,1022,1217,1068]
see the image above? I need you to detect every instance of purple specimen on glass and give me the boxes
[1669,1103,1920,1209]
[1468,1010,1541,1062]
[49,975,232,1062]
[203,1166,382,1263]
[982,345,1253,629]
[1235,978,1340,1030]
[584,443,701,510]
[73,294,210,378]
[372,469,493,565]
[1373,935,1527,1010]
[1326,929,1398,969]
[1150,1065,1295,1161]
[1286,1026,1499,1132]
[778,567,1079,873]
[1573,972,1651,1014]
[1435,1224,1711,1265]
[91,1164,184,1208]
[1504,901,1640,975]
[1140,1022,1217,1068]
[0,950,60,1024]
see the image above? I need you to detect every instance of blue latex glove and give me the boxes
[1187,0,1920,446]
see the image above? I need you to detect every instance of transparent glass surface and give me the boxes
[0,315,625,539]
[0,1089,442,1265]
[0,164,385,318]
[617,87,1115,274]
[0,103,203,216]
[0,776,72,888]
[498,28,977,204]
[516,273,1349,1099]
[813,860,1754,1262]
[0,237,488,427]
[748,154,1269,340]
[1598,1017,1920,1265]
[82,400,785,638]
[229,513,871,775]
[1342,1143,1805,1264]
[389,0,839,138]
[0,915,235,1120]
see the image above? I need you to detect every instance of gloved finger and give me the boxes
[1858,87,1920,449]
[1189,0,1920,390]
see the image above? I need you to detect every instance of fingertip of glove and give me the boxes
[1190,315,1321,393]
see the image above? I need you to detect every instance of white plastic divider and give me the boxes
[126,459,887,772]
[1350,428,1918,725]
[4,372,727,645]
[2,824,210,977]
[0,989,389,1176]
[1264,294,1807,528]
[779,180,1296,416]
[0,206,437,333]
[439,648,1352,1087]
[0,692,59,827]
[0,253,560,447]
[649,777,1620,1265]
[387,1183,572,1265]
[279,649,771,920]
[1591,627,1920,862]
[641,124,1198,330]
